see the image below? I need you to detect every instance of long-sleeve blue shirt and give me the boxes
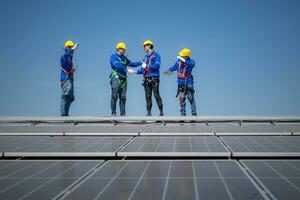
[110,52,142,78]
[136,51,161,78]
[60,49,74,81]
[169,58,195,85]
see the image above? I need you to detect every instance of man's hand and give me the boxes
[141,62,147,69]
[177,56,185,62]
[164,70,173,75]
[127,68,136,74]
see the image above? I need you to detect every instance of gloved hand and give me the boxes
[163,70,173,75]
[177,56,186,62]
[141,62,147,69]
[72,43,79,50]
[127,68,136,74]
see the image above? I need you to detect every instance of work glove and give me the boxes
[163,70,173,75]
[127,68,136,74]
[141,62,147,69]
[72,43,80,50]
[177,56,186,62]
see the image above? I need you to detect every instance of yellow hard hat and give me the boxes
[64,40,75,49]
[143,40,154,47]
[116,42,126,50]
[179,48,191,57]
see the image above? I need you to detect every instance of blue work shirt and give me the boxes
[110,52,142,78]
[60,49,74,81]
[137,51,161,78]
[169,58,195,85]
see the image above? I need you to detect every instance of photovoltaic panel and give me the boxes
[0,136,131,157]
[118,136,230,157]
[212,124,293,136]
[242,160,300,200]
[140,124,213,136]
[222,136,300,157]
[65,124,146,136]
[59,160,266,200]
[0,160,102,200]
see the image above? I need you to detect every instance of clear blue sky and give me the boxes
[0,0,299,116]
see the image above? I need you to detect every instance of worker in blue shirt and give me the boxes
[164,48,197,116]
[110,42,142,116]
[60,40,79,116]
[135,40,164,116]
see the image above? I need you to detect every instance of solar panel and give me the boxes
[222,136,300,157]
[140,124,213,136]
[212,124,293,136]
[0,125,69,136]
[65,124,146,136]
[242,160,300,200]
[0,136,131,157]
[0,160,102,200]
[59,160,266,200]
[274,124,300,135]
[118,136,230,157]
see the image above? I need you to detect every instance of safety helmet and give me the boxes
[116,42,127,50]
[143,40,154,47]
[64,40,75,49]
[179,48,191,57]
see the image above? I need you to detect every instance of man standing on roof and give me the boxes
[110,42,142,116]
[60,40,79,116]
[164,48,197,116]
[135,40,164,116]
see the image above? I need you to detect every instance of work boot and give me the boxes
[191,113,197,123]
[159,110,164,116]
[180,112,186,123]
[146,111,152,116]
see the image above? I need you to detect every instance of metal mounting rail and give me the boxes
[0,115,300,124]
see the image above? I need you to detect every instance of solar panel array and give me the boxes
[1,119,300,199]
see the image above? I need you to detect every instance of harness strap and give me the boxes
[143,53,154,78]
[177,62,192,80]
[61,67,74,78]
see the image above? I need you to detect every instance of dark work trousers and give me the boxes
[143,76,163,114]
[110,77,127,116]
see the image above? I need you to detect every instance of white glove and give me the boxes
[141,62,147,69]
[72,43,79,50]
[127,68,136,74]
[177,56,186,62]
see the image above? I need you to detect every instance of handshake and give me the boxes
[127,68,136,74]
[127,61,148,74]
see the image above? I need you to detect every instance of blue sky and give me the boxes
[0,0,299,116]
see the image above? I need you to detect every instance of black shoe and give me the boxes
[192,113,197,116]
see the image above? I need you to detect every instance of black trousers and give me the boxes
[143,77,163,112]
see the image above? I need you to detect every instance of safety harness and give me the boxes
[176,61,193,99]
[110,56,128,88]
[143,52,156,78]
[177,62,192,80]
